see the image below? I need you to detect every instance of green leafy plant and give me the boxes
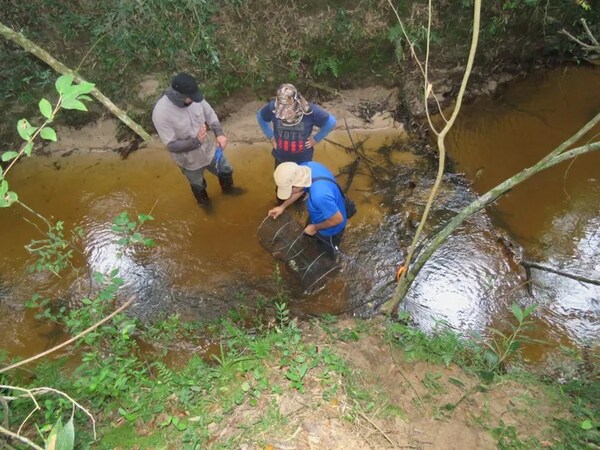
[111,211,155,249]
[480,304,540,380]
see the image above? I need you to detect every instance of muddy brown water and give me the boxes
[0,129,404,359]
[1,66,598,363]
[446,66,600,357]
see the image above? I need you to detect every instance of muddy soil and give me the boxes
[207,318,567,449]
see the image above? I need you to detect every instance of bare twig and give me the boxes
[521,261,600,286]
[383,0,482,315]
[355,408,397,447]
[559,18,600,53]
[0,424,43,450]
[385,0,448,124]
[0,297,135,374]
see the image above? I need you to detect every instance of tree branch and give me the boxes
[0,297,135,374]
[0,21,152,143]
[521,261,600,286]
[384,138,600,306]
[0,424,43,450]
[382,0,482,315]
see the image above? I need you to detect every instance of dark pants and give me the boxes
[306,216,345,260]
[314,229,345,260]
[181,151,234,190]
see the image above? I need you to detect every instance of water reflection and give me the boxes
[0,129,399,356]
[447,66,600,350]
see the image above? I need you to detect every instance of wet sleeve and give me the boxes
[201,100,224,137]
[257,104,274,139]
[166,137,201,153]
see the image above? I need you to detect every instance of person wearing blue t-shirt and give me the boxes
[257,84,336,166]
[268,161,347,259]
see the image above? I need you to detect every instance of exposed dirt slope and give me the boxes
[208,318,565,449]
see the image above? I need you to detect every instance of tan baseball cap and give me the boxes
[273,162,312,200]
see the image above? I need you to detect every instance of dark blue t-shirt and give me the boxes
[259,101,330,163]
[302,161,347,236]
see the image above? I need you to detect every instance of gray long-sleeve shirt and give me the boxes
[152,88,224,171]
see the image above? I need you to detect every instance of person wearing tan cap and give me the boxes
[257,84,336,167]
[268,161,347,259]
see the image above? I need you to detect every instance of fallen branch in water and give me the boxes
[0,297,135,374]
[521,261,600,286]
[381,120,600,312]
[382,0,482,315]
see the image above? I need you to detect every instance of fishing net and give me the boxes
[257,211,341,294]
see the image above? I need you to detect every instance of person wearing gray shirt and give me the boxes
[152,73,243,209]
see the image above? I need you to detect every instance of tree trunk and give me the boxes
[0,21,153,143]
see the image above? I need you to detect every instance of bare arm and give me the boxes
[304,211,343,235]
[268,190,306,219]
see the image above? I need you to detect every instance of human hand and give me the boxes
[270,136,277,149]
[197,125,208,142]
[304,224,317,236]
[216,135,228,150]
[305,136,316,148]
[268,206,285,219]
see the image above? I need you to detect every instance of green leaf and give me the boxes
[159,416,172,427]
[72,81,95,96]
[448,377,465,388]
[523,304,536,318]
[58,417,75,450]
[0,180,8,196]
[61,81,95,100]
[1,151,19,162]
[45,416,74,450]
[0,191,19,208]
[172,417,187,431]
[23,142,34,156]
[138,213,154,222]
[581,419,593,430]
[241,382,251,392]
[484,349,499,368]
[61,98,87,111]
[17,119,38,140]
[511,303,524,323]
[55,75,74,95]
[478,370,495,384]
[39,98,54,119]
[41,127,58,142]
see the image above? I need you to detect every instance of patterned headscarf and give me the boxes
[274,84,312,126]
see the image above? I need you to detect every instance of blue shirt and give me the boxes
[302,161,347,236]
[257,101,336,163]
